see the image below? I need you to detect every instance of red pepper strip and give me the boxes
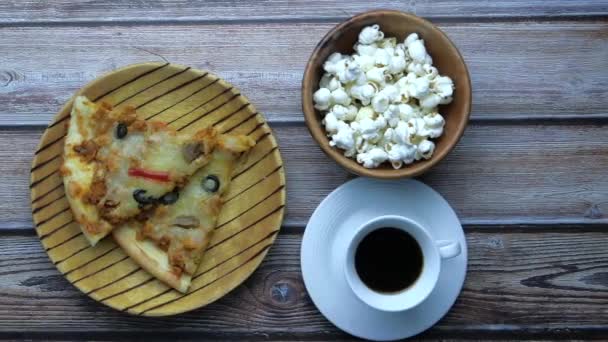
[128,167,170,182]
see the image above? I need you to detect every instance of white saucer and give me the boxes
[301,178,467,341]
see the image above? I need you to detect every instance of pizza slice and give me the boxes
[62,96,218,246]
[62,96,114,245]
[113,133,255,293]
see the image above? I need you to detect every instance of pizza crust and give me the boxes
[63,96,114,246]
[113,224,192,293]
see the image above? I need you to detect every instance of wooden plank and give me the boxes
[10,122,608,230]
[0,21,606,126]
[1,0,607,24]
[0,231,606,338]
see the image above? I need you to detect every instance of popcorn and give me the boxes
[406,62,426,76]
[405,76,430,99]
[349,83,377,105]
[394,121,414,145]
[329,105,352,121]
[423,64,439,79]
[397,103,417,120]
[323,52,344,74]
[433,76,455,102]
[404,33,428,64]
[371,92,390,113]
[366,67,387,85]
[416,139,435,160]
[323,112,340,134]
[331,88,351,106]
[313,87,331,110]
[374,48,392,66]
[329,122,356,155]
[379,37,397,48]
[383,105,401,128]
[335,60,361,83]
[358,24,384,45]
[355,43,378,56]
[380,84,400,103]
[419,93,442,109]
[355,106,375,121]
[354,54,376,72]
[357,148,389,168]
[383,127,395,143]
[388,143,417,166]
[315,25,454,169]
[357,117,385,141]
[423,112,445,138]
[388,55,407,74]
[319,73,341,91]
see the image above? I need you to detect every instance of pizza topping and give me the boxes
[129,119,148,132]
[173,215,200,228]
[73,140,98,162]
[182,142,203,163]
[115,123,128,139]
[158,235,171,251]
[128,167,170,182]
[103,199,120,208]
[169,252,186,276]
[85,180,107,205]
[59,164,71,176]
[67,181,85,198]
[159,190,179,205]
[133,189,156,205]
[84,222,102,234]
[134,209,154,222]
[202,175,220,192]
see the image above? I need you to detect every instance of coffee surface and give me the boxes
[355,227,423,293]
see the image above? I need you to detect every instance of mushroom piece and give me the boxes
[182,143,203,163]
[173,215,200,228]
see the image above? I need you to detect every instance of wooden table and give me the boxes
[1,1,607,340]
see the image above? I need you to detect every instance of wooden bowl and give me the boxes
[30,62,286,316]
[302,10,472,179]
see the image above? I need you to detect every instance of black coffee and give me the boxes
[354,227,423,293]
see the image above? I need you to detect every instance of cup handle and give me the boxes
[436,240,461,259]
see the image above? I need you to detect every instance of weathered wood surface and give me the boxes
[0,231,607,339]
[2,0,608,340]
[1,0,607,24]
[0,21,607,126]
[7,122,608,231]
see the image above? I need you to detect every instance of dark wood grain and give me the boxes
[0,230,606,339]
[0,21,606,126]
[14,122,608,231]
[2,0,608,24]
[2,1,608,339]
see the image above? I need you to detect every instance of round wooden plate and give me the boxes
[29,62,286,316]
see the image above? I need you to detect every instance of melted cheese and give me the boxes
[96,121,218,223]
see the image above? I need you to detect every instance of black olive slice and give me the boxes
[202,175,220,192]
[133,189,154,205]
[159,190,179,205]
[116,123,128,139]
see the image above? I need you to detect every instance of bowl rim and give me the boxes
[301,9,472,179]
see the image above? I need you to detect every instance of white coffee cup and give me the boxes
[344,215,461,312]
